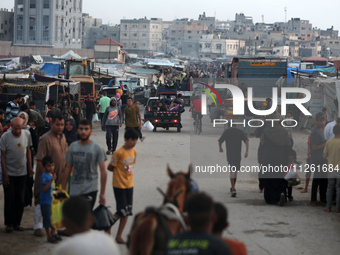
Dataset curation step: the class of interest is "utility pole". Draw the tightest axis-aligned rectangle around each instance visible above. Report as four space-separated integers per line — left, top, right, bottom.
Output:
108 37 111 62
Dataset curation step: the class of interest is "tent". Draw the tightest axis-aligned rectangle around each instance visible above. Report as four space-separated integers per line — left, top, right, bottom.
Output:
59 50 82 59
40 63 65 76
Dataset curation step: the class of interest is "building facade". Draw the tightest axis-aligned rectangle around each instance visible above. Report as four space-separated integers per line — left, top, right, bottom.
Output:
82 13 102 48
199 38 245 58
120 18 162 55
13 0 82 49
0 8 14 41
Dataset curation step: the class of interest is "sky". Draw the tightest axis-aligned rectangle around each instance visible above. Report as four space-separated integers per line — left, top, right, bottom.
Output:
2 0 339 31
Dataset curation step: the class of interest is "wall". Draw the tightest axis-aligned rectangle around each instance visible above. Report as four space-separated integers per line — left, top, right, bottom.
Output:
0 41 94 58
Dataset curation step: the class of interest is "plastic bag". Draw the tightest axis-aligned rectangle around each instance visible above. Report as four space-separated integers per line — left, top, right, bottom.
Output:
284 164 301 187
51 186 69 229
92 205 116 230
93 113 99 122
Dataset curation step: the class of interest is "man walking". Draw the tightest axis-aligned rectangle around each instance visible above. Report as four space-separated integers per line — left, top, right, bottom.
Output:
98 91 110 123
65 119 107 209
6 94 23 122
310 112 328 205
69 95 81 128
84 93 97 122
143 86 150 106
1 117 33 232
102 98 123 155
33 115 68 237
124 97 145 142
218 124 249 197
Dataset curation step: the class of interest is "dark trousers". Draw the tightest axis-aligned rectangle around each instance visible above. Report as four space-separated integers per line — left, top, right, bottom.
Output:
127 126 142 139
86 112 94 121
311 178 328 202
80 191 98 210
3 175 27 226
106 125 119 152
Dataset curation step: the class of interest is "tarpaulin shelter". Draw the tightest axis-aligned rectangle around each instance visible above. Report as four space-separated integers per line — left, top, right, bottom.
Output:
40 63 65 76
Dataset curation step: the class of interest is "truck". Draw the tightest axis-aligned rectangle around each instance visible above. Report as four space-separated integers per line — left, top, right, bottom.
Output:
61 58 95 98
228 57 288 97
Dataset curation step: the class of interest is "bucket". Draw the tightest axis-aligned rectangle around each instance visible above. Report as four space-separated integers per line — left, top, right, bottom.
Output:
143 121 154 131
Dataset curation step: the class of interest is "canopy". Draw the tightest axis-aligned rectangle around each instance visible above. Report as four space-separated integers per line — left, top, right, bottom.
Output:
40 63 65 76
59 50 82 59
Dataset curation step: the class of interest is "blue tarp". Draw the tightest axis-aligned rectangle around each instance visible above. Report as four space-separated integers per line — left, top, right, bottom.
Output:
287 66 336 84
41 63 65 76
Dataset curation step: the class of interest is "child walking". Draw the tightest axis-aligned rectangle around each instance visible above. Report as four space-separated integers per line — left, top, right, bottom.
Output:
107 128 138 244
40 156 60 243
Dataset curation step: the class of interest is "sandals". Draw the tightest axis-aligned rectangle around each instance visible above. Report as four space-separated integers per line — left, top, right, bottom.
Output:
13 226 24 231
48 235 59 244
324 208 331 212
5 225 13 233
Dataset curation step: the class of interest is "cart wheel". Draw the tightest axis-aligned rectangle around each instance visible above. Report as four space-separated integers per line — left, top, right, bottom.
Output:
153 127 157 132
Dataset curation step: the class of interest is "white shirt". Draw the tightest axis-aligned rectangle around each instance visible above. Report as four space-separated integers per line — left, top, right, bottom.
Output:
52 230 120 255
144 89 150 98
324 120 336 140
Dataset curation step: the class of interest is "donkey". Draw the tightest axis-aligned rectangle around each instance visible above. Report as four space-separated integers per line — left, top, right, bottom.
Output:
128 164 197 255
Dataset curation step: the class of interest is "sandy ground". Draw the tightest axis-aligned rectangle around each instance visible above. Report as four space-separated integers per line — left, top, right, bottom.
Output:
0 108 339 255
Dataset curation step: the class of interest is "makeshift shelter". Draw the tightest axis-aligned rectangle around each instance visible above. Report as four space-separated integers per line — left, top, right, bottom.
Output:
302 56 329 66
40 63 65 76
60 50 82 59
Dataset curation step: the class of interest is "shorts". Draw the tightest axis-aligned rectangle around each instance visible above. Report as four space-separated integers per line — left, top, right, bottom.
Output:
40 204 52 228
228 161 241 172
113 187 133 218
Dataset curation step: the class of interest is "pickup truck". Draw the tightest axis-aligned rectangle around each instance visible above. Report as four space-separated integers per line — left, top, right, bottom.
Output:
144 97 182 132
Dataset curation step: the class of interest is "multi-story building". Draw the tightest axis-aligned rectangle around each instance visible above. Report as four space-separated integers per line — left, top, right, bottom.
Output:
82 13 102 48
120 18 162 55
0 8 14 41
88 25 120 49
199 37 245 58
13 0 82 49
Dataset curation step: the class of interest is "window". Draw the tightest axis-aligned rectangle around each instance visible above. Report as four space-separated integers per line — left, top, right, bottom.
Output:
133 33 137 37
0 24 2 29
17 36 23 40
73 0 76 10
156 25 158 29
188 45 192 48
152 25 155 29
30 0 36 8
152 34 154 38
29 36 35 40
143 43 146 46
132 43 137 48
132 25 137 28
205 43 210 48
142 34 146 37
142 25 147 29
17 25 22 30
5 20 7 25
216 44 221 49
124 25 127 30
171 30 176 34
56 0 59 9
44 0 50 8
30 26 36 30
123 33 127 37
188 30 191 34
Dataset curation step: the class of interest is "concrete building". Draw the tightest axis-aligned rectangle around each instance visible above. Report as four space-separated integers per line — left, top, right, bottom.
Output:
168 19 209 53
120 18 162 55
82 13 102 48
230 13 254 32
199 38 245 58
84 24 120 49
93 37 126 62
0 8 14 41
272 46 290 57
198 12 215 31
13 0 82 49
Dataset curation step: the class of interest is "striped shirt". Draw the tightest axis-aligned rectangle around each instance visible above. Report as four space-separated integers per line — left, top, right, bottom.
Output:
6 101 20 122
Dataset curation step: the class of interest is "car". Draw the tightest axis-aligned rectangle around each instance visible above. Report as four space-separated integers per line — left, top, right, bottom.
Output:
99 85 121 98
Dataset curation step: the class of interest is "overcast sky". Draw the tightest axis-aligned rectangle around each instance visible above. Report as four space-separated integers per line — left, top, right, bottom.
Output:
2 0 339 31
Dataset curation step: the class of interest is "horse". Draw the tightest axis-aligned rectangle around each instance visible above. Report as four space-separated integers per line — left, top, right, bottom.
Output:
128 164 197 255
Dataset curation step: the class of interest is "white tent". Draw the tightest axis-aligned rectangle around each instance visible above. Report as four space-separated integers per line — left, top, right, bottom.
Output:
59 50 82 59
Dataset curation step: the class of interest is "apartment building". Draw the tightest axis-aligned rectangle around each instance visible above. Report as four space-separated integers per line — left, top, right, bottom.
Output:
13 0 82 49
82 13 102 48
0 8 14 41
120 18 162 55
199 38 245 58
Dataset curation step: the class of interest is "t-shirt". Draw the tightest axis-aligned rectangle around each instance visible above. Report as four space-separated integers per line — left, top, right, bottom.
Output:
144 89 150 98
40 172 53 205
324 120 336 140
124 105 140 128
84 98 96 114
65 141 107 196
0 130 32 176
166 230 232 255
28 109 45 128
5 101 20 122
71 101 81 124
110 146 136 189
52 230 120 255
224 238 247 255
310 126 326 164
218 127 248 163
324 138 340 178
99 96 110 113
192 99 202 113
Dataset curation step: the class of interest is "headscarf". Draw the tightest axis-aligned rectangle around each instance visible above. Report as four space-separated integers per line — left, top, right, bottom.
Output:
64 118 78 145
17 111 29 129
